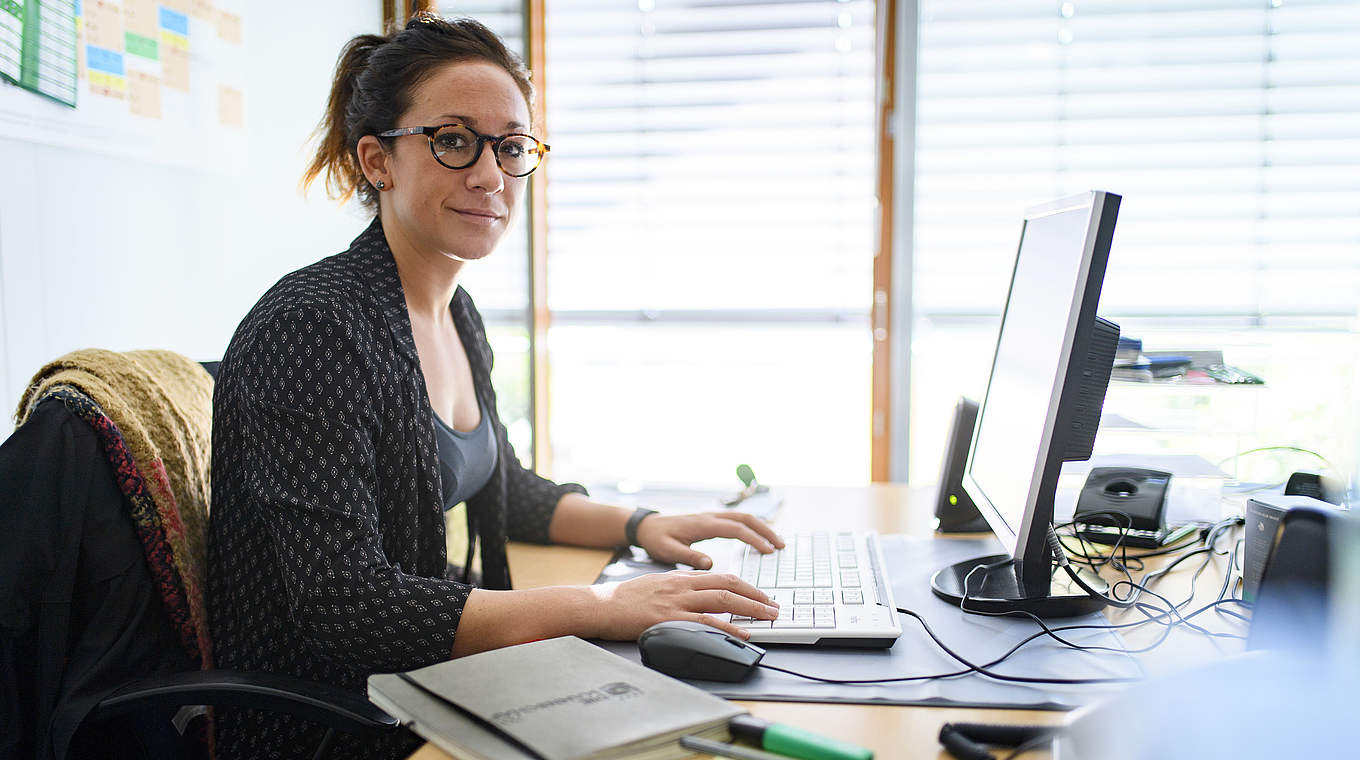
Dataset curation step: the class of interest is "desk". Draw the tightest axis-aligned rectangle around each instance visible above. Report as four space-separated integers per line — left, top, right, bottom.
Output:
408 484 1242 760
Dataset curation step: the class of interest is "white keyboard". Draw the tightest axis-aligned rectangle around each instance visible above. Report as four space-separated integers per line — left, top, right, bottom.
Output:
705 531 901 647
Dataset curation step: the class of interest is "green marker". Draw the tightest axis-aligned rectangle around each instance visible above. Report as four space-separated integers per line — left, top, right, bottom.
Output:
729 715 873 760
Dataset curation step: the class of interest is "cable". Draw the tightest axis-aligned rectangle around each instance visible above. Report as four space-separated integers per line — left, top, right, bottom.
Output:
754 597 1251 687
1215 445 1334 473
751 518 1250 687
895 606 1141 684
1047 525 1139 608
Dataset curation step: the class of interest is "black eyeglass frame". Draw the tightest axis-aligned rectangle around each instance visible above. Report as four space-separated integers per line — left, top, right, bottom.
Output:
375 123 550 177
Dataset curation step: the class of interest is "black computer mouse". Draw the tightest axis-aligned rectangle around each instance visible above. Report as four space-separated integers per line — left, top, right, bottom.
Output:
638 620 765 682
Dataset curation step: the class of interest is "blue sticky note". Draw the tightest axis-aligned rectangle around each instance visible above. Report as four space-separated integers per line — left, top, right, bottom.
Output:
86 45 124 76
159 7 189 37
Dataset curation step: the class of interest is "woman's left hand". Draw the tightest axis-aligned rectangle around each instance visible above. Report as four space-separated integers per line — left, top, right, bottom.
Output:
634 511 785 569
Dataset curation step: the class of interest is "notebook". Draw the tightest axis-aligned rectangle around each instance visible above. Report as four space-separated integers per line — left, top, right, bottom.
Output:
368 636 744 760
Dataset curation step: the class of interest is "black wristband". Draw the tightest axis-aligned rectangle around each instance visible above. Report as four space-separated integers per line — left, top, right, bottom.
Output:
624 508 658 548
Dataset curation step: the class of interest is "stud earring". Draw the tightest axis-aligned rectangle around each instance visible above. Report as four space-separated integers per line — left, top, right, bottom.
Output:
375 180 386 190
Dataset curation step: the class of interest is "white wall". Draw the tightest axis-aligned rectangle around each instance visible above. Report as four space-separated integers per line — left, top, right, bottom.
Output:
0 2 381 431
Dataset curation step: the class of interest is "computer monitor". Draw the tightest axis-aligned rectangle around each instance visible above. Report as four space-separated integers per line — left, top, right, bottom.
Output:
930 191 1122 617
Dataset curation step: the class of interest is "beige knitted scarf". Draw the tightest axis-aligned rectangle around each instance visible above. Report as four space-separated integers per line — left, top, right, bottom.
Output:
15 348 213 665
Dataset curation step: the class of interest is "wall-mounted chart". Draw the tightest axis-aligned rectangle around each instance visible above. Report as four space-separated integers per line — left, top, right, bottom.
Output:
0 0 245 171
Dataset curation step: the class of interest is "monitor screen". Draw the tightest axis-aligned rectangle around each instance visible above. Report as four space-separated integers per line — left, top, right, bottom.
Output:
964 193 1115 560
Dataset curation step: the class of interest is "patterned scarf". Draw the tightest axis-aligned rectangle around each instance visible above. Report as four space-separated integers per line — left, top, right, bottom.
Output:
15 349 214 669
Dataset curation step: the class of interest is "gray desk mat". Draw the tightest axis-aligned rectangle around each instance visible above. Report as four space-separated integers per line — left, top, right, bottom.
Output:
594 535 1142 711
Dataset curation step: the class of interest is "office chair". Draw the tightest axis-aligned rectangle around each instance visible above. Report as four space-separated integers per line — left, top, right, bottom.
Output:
0 353 396 760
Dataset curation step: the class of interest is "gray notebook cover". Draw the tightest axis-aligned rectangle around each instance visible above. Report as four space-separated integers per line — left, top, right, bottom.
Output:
368 636 743 760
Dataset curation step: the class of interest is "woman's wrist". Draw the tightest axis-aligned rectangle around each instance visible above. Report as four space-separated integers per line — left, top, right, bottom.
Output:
624 507 658 547
548 492 635 548
454 585 606 657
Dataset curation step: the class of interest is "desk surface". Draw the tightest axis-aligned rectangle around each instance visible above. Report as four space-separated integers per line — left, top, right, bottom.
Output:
409 484 1242 760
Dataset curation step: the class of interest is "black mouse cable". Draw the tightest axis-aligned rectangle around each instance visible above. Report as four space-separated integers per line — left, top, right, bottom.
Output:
754 596 1247 688
754 661 975 685
893 606 1140 685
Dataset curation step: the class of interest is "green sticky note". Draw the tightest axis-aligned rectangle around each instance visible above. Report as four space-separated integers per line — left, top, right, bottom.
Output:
125 32 159 60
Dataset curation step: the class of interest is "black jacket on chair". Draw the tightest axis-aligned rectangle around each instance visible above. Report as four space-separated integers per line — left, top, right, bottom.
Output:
0 399 196 760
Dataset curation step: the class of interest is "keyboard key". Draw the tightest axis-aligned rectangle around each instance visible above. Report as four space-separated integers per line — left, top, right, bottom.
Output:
708 532 891 638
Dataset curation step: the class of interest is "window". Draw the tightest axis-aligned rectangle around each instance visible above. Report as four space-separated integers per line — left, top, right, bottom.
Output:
911 0 1360 485
437 0 535 461
543 0 879 487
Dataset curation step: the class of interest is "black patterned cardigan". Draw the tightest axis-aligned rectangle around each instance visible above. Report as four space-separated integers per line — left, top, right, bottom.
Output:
208 218 586 760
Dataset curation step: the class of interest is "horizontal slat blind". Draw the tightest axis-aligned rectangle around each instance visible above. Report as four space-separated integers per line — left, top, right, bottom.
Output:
437 0 530 314
541 0 879 486
915 0 1360 320
545 0 877 313
437 1 536 464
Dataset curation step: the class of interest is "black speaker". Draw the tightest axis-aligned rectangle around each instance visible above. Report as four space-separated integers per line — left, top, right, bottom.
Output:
1247 504 1341 651
934 397 989 533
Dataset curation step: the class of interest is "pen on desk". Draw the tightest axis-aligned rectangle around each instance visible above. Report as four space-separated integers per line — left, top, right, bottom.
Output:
729 714 874 760
679 734 791 760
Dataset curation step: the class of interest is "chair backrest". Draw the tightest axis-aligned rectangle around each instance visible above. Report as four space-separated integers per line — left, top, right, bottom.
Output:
15 349 215 670
1 392 205 759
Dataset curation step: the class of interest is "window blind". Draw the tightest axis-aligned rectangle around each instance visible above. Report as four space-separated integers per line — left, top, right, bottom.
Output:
544 0 877 313
437 0 530 317
915 0 1360 322
542 0 879 486
437 0 535 463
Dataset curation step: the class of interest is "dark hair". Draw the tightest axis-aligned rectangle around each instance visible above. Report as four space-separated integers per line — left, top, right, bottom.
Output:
303 14 535 209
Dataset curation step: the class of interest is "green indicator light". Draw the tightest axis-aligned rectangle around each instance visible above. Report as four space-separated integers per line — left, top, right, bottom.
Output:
949 495 958 505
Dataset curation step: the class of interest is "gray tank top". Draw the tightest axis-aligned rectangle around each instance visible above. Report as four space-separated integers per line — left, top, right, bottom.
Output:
432 404 498 511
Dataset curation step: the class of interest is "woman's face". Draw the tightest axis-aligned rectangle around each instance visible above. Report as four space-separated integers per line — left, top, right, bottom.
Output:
372 60 532 263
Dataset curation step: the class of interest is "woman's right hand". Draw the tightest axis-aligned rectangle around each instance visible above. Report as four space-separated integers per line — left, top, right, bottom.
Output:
589 570 780 641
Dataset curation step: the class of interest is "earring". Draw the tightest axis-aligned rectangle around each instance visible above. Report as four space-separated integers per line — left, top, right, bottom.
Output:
375 180 386 190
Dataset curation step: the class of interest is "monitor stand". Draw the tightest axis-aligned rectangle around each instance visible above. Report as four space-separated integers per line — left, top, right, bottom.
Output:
930 554 1110 618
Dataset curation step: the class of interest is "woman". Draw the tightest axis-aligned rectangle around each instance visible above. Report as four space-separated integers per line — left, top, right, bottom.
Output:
208 15 782 760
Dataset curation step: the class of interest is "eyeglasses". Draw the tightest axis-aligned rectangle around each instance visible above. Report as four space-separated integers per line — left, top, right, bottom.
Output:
376 123 550 177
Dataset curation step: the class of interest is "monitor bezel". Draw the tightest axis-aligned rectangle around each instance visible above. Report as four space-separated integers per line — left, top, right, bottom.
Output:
961 190 1121 593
